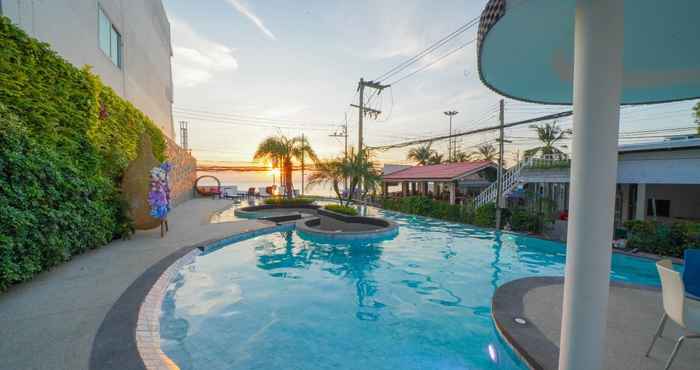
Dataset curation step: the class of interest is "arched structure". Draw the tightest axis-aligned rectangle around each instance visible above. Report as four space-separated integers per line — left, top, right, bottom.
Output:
194 175 221 197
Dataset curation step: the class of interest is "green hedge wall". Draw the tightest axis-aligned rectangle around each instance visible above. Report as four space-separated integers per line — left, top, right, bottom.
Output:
0 17 166 290
624 220 700 258
381 196 477 225
324 204 358 216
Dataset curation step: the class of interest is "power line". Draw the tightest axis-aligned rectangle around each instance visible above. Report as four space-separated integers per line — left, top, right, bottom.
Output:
385 39 477 86
373 16 480 83
370 110 574 150
173 112 336 132
173 107 335 128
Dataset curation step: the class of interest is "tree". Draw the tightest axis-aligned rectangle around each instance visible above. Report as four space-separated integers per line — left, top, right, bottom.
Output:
523 121 572 159
452 149 472 162
428 152 444 165
254 135 318 197
472 143 498 161
306 157 346 203
307 148 381 206
345 148 381 205
407 143 437 165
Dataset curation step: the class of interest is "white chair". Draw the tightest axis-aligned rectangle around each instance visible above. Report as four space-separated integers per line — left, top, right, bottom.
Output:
645 259 700 369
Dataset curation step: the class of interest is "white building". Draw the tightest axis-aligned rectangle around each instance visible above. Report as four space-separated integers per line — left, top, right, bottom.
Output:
0 0 174 138
517 136 700 225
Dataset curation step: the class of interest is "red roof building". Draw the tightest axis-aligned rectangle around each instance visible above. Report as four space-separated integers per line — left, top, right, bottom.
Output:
383 160 495 182
382 161 497 204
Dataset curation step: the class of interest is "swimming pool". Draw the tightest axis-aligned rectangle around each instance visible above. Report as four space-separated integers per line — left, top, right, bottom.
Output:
159 208 662 370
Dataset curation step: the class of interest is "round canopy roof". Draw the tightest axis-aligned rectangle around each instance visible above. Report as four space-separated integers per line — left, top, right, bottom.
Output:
477 0 700 105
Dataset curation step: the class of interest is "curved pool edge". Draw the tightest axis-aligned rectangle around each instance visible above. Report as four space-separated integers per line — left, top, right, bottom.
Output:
88 223 294 370
234 204 321 219
491 276 661 370
296 217 399 243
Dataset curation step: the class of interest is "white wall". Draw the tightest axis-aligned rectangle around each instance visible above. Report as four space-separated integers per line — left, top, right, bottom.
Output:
646 184 700 220
1 0 174 138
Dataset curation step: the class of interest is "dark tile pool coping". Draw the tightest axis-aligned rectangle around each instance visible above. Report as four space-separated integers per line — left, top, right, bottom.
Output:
491 276 660 370
295 215 399 242
89 223 294 370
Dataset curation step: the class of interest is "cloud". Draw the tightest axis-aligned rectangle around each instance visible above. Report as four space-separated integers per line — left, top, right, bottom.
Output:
171 18 239 87
225 0 277 41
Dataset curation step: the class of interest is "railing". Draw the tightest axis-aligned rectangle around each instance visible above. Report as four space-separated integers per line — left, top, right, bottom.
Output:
473 156 534 208
528 153 571 170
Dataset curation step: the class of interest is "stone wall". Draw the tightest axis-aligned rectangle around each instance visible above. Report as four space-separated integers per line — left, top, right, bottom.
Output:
166 138 196 206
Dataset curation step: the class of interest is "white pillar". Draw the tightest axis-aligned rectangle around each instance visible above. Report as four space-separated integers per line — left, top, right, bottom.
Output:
621 184 630 222
559 1 624 370
635 183 646 220
449 182 456 205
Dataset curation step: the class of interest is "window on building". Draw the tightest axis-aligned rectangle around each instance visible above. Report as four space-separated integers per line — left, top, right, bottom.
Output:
647 199 671 218
98 6 121 68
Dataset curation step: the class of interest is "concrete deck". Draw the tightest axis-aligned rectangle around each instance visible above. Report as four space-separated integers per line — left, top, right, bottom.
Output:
492 277 700 370
0 199 275 370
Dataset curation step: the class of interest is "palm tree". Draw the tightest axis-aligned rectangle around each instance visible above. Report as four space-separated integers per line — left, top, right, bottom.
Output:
472 143 498 161
346 148 381 205
254 135 318 197
306 157 346 203
407 143 436 165
523 121 572 158
428 152 444 165
306 148 380 205
452 149 472 162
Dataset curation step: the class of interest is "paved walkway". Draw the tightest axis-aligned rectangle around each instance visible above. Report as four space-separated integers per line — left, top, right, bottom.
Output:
0 199 273 370
492 277 699 370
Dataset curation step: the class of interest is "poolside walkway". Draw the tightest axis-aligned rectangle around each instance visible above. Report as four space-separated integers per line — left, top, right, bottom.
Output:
0 199 273 370
493 277 700 370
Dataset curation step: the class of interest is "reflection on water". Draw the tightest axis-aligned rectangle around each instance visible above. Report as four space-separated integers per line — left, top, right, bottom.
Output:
160 207 663 370
256 230 384 321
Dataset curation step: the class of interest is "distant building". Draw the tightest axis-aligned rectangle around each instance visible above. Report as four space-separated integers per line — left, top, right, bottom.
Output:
382 161 497 205
516 136 700 230
0 0 174 138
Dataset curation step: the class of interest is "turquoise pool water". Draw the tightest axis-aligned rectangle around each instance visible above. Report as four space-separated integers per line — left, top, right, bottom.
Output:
160 208 662 370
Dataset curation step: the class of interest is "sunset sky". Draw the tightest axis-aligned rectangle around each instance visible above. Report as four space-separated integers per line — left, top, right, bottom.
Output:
163 0 698 167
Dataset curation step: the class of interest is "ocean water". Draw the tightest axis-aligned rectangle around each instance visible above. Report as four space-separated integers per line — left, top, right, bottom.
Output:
159 208 662 370
197 170 335 197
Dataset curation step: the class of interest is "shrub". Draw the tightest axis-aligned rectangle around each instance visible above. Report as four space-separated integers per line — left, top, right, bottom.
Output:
0 17 166 290
381 196 475 225
263 197 315 206
509 207 534 232
474 203 497 228
507 207 551 233
624 220 700 258
324 204 358 216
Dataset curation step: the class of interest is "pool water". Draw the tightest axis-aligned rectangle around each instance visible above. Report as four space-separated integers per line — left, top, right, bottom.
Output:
160 208 662 370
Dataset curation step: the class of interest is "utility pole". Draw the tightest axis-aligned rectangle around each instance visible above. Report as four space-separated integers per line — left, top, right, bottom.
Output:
444 111 459 161
301 132 305 197
329 114 349 190
351 78 390 152
179 120 189 152
495 99 505 230
358 78 364 151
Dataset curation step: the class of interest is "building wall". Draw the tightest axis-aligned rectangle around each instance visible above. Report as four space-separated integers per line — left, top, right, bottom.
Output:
646 184 700 220
521 148 700 185
1 0 174 138
166 138 196 206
